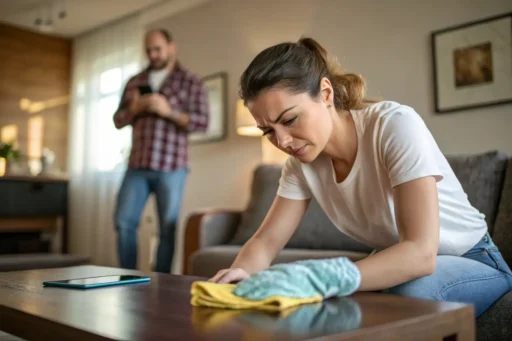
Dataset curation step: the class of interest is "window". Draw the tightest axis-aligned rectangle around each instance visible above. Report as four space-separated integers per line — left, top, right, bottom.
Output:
72 60 138 172
28 116 44 159
28 116 44 175
100 68 122 95
94 64 136 171
96 94 131 171
70 19 141 174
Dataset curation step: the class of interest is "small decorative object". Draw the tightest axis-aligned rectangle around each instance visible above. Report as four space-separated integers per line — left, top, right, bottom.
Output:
431 12 512 113
40 147 56 175
0 141 21 175
189 72 228 144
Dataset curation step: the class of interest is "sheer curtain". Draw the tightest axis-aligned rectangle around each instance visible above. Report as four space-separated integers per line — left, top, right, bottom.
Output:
67 14 145 266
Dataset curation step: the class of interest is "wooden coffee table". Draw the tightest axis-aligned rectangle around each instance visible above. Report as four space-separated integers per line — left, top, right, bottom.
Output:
0 265 474 340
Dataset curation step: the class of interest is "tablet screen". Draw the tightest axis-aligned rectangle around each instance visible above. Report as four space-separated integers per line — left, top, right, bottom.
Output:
57 275 145 285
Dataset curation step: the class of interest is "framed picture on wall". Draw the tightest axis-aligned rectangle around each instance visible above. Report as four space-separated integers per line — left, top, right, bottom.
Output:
431 12 512 113
189 72 228 144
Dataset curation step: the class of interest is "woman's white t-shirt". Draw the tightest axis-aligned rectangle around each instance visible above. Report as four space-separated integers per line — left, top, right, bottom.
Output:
277 101 487 256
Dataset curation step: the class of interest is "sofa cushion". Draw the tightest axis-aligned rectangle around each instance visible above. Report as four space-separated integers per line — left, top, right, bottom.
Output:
476 291 512 341
189 245 370 278
229 164 371 252
493 159 512 267
445 150 509 234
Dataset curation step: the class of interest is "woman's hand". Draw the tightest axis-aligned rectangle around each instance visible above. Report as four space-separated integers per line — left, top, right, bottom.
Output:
233 257 361 300
208 268 250 284
208 196 310 285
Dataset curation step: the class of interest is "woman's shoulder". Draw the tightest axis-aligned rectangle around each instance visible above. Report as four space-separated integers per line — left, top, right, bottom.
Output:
355 100 423 131
359 100 418 118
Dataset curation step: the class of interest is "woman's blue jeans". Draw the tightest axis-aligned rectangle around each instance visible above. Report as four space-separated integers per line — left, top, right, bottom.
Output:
384 232 512 317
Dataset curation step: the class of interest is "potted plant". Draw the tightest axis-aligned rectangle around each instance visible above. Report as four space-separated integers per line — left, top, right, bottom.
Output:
0 141 21 175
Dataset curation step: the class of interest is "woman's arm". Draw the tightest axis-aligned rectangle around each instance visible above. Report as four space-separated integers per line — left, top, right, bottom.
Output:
355 175 440 291
209 195 310 283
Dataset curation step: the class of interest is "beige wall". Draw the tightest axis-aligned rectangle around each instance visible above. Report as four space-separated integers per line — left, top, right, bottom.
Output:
148 0 512 273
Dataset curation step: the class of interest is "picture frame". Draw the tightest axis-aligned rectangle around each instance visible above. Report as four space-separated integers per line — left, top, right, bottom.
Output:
189 72 228 144
431 12 512 113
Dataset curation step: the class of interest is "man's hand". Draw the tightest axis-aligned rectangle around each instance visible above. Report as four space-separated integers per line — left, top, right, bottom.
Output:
146 93 172 118
132 92 189 129
127 89 145 119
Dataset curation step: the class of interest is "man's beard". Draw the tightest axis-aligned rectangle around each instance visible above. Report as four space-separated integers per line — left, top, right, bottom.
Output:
150 58 170 70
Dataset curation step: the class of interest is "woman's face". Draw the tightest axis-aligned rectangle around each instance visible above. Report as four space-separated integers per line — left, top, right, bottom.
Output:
247 78 334 163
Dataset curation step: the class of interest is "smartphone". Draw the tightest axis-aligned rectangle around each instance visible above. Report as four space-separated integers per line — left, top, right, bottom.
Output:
43 275 150 289
137 84 153 95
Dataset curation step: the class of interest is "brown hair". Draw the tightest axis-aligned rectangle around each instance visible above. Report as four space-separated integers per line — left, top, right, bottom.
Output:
240 37 377 111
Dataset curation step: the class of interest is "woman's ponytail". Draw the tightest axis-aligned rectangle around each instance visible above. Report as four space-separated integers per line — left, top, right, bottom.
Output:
240 36 378 111
298 37 372 110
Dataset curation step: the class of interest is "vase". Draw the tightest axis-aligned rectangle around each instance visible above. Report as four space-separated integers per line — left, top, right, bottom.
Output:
4 159 21 175
4 160 13 175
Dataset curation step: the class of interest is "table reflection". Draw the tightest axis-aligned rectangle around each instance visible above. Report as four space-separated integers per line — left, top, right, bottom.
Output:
193 297 361 337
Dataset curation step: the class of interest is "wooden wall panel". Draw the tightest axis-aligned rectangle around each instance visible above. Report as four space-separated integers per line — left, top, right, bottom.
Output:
0 23 71 173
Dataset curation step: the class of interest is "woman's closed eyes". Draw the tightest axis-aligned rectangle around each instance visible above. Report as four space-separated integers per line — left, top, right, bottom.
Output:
283 116 297 126
262 116 297 136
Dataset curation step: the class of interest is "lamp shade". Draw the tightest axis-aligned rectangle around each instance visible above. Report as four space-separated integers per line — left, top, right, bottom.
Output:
236 99 260 136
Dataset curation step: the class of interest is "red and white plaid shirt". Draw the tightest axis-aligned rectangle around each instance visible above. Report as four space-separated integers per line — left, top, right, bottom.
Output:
113 62 209 172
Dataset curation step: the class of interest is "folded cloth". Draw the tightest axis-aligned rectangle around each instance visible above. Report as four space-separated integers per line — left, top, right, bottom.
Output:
190 281 322 312
233 257 361 300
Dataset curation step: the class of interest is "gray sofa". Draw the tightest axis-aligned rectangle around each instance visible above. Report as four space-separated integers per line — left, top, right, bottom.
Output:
183 150 512 341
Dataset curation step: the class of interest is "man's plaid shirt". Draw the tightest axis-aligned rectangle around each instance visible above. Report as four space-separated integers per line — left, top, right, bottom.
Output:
114 62 209 171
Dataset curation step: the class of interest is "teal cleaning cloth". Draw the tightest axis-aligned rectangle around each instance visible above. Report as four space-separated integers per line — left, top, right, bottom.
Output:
233 257 361 300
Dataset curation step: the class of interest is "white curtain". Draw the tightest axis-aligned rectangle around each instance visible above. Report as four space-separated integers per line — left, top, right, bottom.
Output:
67 14 145 267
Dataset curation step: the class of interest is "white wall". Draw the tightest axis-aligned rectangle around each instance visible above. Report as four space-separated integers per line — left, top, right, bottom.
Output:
146 0 512 273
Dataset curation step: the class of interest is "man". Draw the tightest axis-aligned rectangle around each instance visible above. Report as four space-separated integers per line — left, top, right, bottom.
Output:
113 28 209 273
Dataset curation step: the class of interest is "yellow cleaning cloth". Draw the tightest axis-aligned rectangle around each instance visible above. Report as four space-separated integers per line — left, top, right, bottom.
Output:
190 281 322 312
191 302 306 333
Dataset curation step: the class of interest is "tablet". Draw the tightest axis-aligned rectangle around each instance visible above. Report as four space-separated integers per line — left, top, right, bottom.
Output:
43 275 150 289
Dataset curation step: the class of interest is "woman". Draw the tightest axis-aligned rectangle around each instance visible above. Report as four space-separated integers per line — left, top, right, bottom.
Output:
209 37 512 317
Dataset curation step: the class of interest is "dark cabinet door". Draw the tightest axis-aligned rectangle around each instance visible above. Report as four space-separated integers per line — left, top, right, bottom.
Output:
0 180 68 217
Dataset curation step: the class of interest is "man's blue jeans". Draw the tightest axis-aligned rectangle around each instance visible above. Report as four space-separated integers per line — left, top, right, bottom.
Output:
384 232 512 317
114 167 188 273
